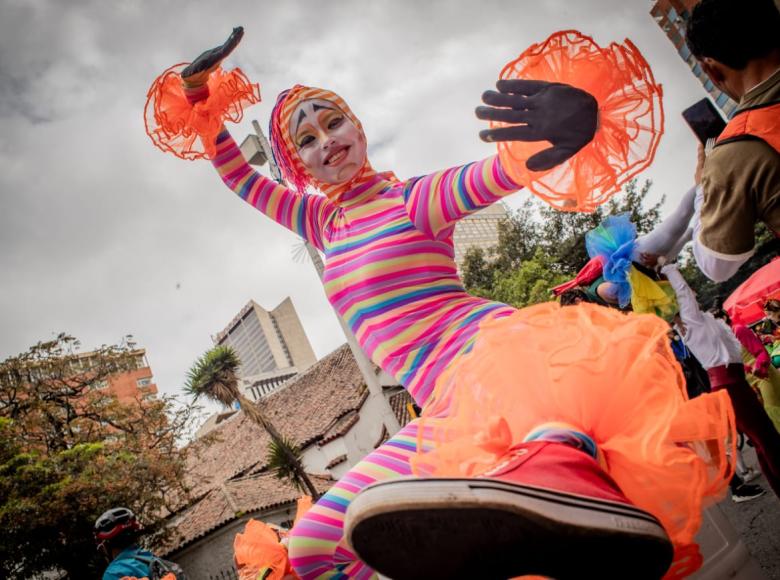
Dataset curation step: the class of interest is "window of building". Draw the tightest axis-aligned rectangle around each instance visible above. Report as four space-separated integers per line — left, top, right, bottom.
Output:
667 7 678 22
90 379 109 391
715 92 729 107
679 44 691 60
692 63 702 76
723 101 738 118
704 78 714 91
136 377 152 387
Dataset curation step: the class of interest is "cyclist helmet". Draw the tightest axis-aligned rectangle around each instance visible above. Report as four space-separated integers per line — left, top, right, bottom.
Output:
94 507 140 545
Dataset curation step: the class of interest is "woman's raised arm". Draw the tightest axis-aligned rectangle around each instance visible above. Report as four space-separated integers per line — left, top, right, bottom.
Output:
179 28 336 250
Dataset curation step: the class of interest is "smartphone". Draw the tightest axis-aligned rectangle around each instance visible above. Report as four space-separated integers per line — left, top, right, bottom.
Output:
682 98 727 145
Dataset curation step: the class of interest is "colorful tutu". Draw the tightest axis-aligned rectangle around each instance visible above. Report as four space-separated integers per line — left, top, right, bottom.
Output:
495 30 664 212
586 214 678 320
234 519 298 580
144 64 261 160
413 303 735 577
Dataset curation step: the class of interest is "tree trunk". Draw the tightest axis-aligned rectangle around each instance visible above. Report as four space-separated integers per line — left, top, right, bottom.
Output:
237 394 321 500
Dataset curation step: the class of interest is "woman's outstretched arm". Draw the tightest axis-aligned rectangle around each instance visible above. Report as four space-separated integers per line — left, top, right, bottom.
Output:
402 156 521 240
178 29 336 251
405 79 598 239
207 126 336 251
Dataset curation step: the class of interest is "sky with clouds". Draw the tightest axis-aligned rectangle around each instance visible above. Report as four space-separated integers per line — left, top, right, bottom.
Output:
0 0 709 406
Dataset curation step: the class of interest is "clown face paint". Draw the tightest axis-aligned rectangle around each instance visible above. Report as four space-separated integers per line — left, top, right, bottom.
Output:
290 99 367 185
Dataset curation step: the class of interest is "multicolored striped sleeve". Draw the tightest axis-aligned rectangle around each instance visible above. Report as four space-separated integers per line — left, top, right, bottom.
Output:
402 155 522 239
210 129 336 251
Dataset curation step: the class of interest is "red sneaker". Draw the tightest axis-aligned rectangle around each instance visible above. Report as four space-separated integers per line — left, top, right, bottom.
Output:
345 441 673 579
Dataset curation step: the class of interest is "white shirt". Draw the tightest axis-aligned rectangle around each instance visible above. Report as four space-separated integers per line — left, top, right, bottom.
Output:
664 266 743 369
691 185 753 282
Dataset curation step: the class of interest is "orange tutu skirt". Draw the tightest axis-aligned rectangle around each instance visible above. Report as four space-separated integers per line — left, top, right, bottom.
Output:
413 303 734 578
234 519 298 580
495 30 664 212
144 64 261 160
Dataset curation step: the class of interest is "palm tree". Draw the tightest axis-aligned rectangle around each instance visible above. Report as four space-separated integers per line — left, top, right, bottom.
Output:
185 345 320 500
267 435 309 493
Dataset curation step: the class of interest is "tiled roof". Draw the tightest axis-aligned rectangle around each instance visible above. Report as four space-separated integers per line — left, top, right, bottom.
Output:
257 345 368 447
319 410 362 445
373 424 389 449
161 472 332 555
325 454 348 469
185 344 367 499
388 389 417 427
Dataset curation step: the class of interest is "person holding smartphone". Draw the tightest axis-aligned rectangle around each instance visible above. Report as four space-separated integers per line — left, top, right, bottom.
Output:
684 0 780 282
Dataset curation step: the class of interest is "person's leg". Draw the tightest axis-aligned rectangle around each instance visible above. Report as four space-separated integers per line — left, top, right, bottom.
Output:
346 438 673 580
636 187 696 259
288 420 424 579
345 303 734 580
709 364 780 497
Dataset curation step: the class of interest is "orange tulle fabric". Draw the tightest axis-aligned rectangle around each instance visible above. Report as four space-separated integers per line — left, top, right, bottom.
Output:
233 519 298 580
413 303 734 576
495 30 664 212
293 495 313 527
144 64 260 160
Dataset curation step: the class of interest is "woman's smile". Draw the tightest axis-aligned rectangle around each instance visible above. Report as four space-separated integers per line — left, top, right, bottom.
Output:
324 145 350 166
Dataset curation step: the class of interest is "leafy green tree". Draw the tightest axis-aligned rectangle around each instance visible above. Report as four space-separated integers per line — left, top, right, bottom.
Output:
462 179 664 305
0 334 197 579
489 248 571 308
185 346 321 500
267 435 309 492
538 179 664 275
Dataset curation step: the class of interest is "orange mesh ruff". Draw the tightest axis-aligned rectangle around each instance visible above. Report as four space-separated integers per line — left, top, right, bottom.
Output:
144 64 260 161
495 30 664 212
233 519 297 580
413 303 734 575
293 495 313 527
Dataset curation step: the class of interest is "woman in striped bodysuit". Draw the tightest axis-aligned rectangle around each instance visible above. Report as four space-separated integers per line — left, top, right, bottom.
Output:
158 29 737 579
204 85 525 579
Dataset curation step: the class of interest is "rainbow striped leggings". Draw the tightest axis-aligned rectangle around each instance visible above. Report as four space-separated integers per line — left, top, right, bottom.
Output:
288 420 425 579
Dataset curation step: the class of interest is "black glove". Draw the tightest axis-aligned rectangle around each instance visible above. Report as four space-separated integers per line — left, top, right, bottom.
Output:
181 27 244 86
476 79 598 172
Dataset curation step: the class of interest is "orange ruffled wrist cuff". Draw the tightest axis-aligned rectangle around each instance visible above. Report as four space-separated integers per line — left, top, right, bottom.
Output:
495 30 664 212
144 64 261 161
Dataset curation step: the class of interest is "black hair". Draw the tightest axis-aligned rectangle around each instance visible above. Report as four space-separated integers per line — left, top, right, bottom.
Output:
707 305 731 325
559 288 592 306
686 0 780 70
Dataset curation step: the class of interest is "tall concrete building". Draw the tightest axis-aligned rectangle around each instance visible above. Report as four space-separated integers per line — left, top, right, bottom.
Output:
650 0 738 117
453 203 508 271
213 298 317 400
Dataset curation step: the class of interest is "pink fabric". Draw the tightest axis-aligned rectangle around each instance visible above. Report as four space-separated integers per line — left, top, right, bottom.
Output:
734 324 770 377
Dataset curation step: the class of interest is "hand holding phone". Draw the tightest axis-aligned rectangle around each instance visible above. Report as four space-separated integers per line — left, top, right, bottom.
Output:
682 98 727 145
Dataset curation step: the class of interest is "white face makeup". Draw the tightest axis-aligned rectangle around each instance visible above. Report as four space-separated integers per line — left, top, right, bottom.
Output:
290 99 367 185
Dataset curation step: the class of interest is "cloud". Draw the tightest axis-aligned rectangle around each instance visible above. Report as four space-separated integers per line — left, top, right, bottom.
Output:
1 0 708 404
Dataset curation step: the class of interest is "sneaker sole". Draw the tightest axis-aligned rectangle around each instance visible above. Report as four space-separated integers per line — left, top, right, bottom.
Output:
731 492 766 503
346 477 673 580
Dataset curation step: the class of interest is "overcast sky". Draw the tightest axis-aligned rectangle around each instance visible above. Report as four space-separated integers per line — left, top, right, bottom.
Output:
0 0 709 405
